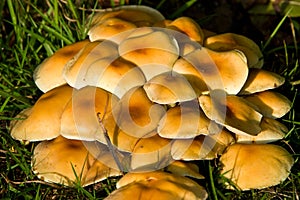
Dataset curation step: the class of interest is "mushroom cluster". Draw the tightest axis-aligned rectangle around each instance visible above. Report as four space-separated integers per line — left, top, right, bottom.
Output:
10 5 294 197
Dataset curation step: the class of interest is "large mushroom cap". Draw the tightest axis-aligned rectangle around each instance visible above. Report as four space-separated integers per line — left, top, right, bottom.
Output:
10 85 73 142
61 86 119 141
33 40 90 93
204 33 264 68
105 171 208 200
32 136 122 186
220 143 294 190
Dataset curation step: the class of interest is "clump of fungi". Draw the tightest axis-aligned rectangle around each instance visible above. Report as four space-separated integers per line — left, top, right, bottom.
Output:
10 5 294 198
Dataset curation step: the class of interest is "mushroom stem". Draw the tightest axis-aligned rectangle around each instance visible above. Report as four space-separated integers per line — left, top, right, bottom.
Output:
97 112 125 173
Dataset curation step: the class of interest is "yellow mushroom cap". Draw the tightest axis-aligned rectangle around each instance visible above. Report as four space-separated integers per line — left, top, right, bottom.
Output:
105 171 208 200
239 68 285 95
165 160 205 179
244 90 292 118
220 143 294 190
158 100 220 139
199 94 263 136
10 85 73 142
112 86 166 139
32 136 122 186
33 40 90 93
204 32 264 68
143 71 197 105
60 86 119 141
235 117 288 144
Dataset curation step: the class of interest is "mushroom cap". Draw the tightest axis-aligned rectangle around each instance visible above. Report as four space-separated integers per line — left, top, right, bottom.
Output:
204 33 264 68
165 160 205 179
88 17 137 43
235 117 288 144
112 86 166 139
10 85 73 142
198 94 263 136
33 39 90 93
239 68 285 95
220 143 294 190
105 171 208 200
119 28 179 68
244 90 292 118
90 5 165 27
143 71 197 104
60 86 119 141
158 100 220 139
171 136 218 161
167 17 204 44
63 40 118 89
32 136 122 186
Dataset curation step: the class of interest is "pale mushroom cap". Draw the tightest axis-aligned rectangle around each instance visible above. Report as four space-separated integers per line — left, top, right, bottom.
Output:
204 33 264 68
88 17 137 43
239 68 285 95
106 171 208 200
143 71 197 104
220 143 294 190
33 40 90 93
158 100 220 139
10 85 73 142
119 28 179 68
244 90 292 118
235 117 288 144
198 94 263 136
112 86 166 139
165 160 205 179
61 86 119 141
32 136 122 186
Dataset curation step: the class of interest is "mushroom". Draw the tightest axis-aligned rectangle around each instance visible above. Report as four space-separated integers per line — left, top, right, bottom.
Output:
167 16 205 44
105 171 208 200
33 39 90 93
219 143 294 190
10 85 73 142
235 117 288 144
244 90 292 118
60 86 119 141
112 86 166 139
239 68 285 95
143 71 197 105
165 160 205 179
119 28 179 70
32 136 122 186
89 5 165 28
204 33 264 68
198 94 263 136
157 100 220 139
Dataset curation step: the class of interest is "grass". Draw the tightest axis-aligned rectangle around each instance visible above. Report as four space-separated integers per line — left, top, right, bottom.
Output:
1 0 299 199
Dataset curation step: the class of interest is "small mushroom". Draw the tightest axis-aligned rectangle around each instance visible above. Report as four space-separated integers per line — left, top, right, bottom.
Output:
199 94 263 136
204 33 264 68
10 85 73 142
33 40 90 93
235 117 288 144
157 100 220 139
32 136 122 186
239 68 285 95
220 143 294 190
244 90 292 118
60 86 119 141
105 171 208 200
143 71 197 105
